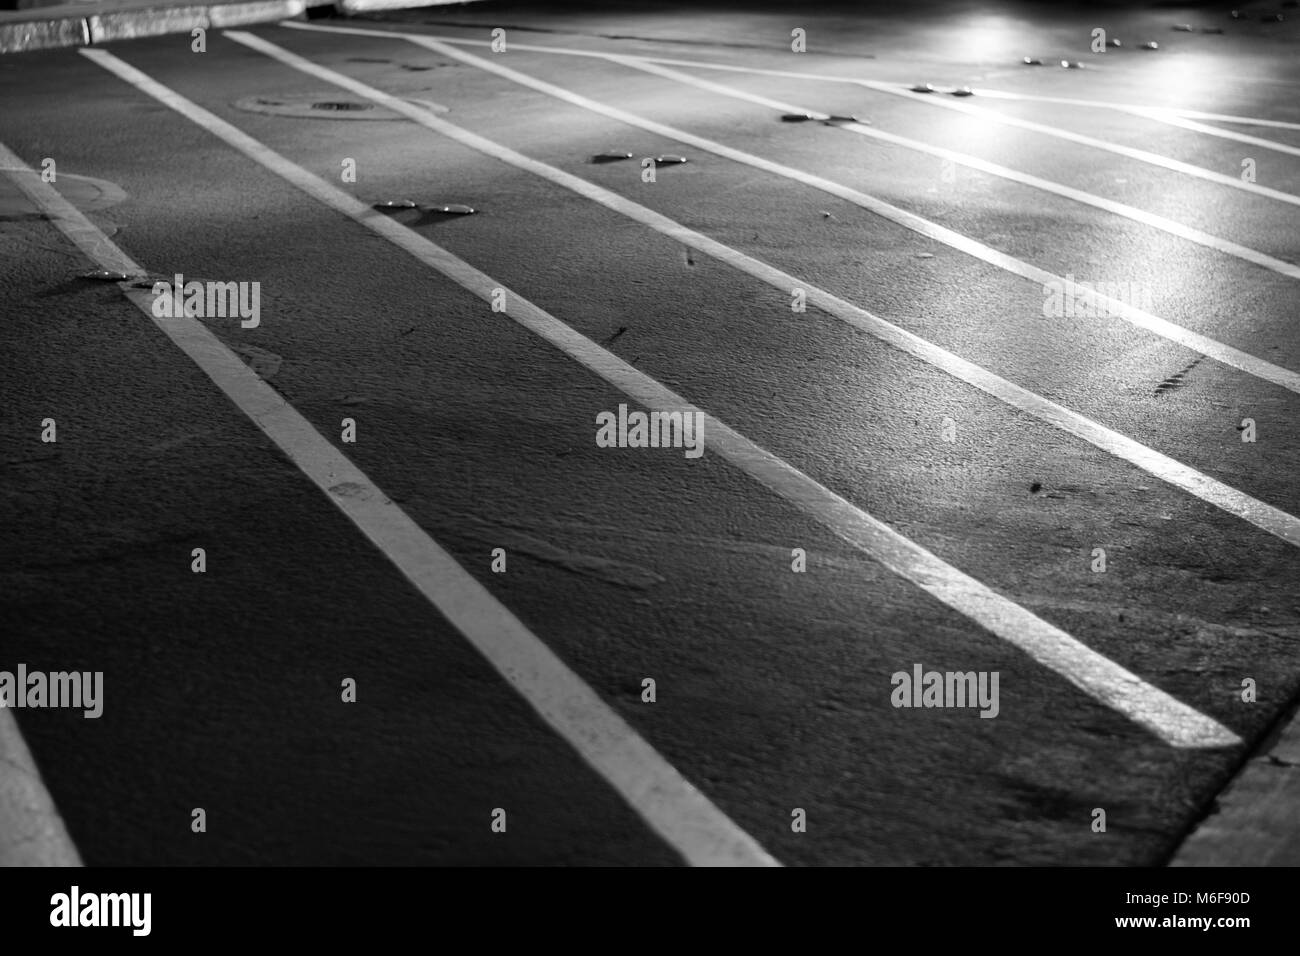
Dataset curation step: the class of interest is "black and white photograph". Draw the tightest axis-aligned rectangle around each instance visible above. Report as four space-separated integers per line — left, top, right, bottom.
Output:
0 0 1293 933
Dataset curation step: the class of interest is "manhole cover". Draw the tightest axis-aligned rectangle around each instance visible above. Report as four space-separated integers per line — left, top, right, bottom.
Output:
311 101 372 112
233 93 449 121
0 170 127 220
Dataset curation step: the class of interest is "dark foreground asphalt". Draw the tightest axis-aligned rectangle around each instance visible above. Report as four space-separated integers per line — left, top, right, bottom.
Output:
1 0 1298 865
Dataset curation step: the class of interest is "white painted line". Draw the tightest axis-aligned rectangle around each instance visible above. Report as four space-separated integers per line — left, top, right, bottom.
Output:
295 25 1300 398
1127 110 1300 160
608 56 1300 281
963 88 1300 133
219 31 1300 558
0 710 81 866
853 80 1300 208
279 22 1300 136
1 134 777 868
87 45 1239 751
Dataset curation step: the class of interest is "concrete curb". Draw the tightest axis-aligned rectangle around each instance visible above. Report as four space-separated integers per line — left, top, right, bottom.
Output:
1170 693 1300 866
0 0 306 53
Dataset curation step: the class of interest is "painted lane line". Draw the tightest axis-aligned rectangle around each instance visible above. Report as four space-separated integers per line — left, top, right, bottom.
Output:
89 44 1237 750
2 132 777 868
1126 110 1300 160
310 26 1300 398
852 81 1300 208
0 708 82 865
608 56 1300 281
1 160 113 868
963 89 1300 133
930 86 1300 149
640 63 1300 136
222 31 1300 557
280 22 1300 143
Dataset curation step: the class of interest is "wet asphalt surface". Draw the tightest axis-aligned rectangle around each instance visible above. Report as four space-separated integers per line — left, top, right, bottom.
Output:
1 0 1298 865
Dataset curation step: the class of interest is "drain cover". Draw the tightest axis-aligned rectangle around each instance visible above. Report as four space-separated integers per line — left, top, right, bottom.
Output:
312 101 372 112
0 170 127 220
233 93 449 121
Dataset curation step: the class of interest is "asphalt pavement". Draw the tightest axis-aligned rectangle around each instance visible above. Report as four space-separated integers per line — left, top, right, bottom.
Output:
1 0 1299 866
